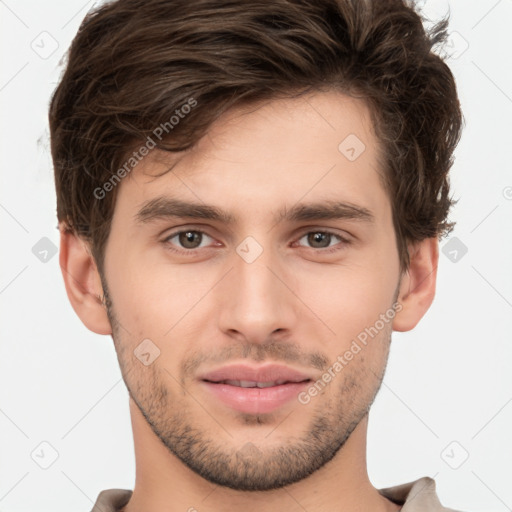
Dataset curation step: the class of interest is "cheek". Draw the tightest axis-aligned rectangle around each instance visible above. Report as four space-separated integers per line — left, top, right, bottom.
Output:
298 262 395 336
105 254 164 338
108 254 219 343
302 267 387 341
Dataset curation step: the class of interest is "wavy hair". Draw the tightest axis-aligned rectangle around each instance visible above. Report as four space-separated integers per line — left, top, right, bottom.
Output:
49 0 464 275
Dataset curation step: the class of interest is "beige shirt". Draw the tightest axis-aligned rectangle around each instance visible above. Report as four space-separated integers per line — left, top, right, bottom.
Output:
90 476 463 511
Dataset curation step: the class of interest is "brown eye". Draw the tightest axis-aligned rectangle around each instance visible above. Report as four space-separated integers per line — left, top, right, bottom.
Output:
178 231 203 249
163 230 214 252
297 230 348 250
307 232 332 248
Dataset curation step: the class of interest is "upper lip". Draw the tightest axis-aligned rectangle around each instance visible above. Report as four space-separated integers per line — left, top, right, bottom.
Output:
198 364 312 384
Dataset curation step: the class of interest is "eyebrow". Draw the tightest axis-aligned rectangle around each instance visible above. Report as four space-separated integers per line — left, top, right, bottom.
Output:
134 196 375 226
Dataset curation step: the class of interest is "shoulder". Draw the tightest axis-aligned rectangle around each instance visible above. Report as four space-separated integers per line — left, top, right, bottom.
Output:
379 476 466 511
90 488 132 512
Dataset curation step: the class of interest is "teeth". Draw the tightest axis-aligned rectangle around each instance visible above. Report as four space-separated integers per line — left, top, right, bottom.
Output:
240 380 259 388
256 381 276 388
221 380 288 388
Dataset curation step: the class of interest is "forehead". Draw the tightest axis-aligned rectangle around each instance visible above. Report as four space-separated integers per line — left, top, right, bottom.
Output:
117 90 388 224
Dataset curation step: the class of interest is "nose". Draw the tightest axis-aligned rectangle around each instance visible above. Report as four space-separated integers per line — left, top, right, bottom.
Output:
216 243 299 345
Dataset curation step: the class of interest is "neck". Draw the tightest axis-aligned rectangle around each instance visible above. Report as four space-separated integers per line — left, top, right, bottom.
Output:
122 398 400 512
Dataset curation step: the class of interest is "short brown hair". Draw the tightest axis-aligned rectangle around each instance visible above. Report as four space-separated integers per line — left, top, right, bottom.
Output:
49 0 464 276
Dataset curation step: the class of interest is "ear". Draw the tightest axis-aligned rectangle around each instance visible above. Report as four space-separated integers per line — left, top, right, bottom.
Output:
392 237 439 332
59 224 112 335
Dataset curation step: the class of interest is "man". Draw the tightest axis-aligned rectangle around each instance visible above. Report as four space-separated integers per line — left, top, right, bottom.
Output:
49 0 465 510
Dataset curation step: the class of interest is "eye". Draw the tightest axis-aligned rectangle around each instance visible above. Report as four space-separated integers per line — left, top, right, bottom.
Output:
295 230 351 252
161 227 351 257
163 229 215 252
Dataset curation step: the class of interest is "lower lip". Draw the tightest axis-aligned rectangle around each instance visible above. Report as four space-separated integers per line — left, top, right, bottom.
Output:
201 381 310 414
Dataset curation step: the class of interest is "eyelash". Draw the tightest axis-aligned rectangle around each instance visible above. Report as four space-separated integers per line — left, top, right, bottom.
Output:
161 228 351 256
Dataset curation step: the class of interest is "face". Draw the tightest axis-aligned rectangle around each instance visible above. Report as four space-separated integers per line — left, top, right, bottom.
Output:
100 90 402 491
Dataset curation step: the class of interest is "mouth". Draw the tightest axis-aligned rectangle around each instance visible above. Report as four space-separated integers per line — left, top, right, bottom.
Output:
203 378 310 388
198 364 313 414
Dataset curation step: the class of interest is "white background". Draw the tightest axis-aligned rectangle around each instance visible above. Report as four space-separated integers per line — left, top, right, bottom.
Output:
0 1 511 511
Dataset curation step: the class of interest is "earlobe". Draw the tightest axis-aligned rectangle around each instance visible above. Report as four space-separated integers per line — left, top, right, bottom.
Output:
59 224 112 335
392 237 439 332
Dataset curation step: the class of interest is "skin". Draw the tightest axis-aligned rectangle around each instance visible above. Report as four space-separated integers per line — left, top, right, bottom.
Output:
60 90 438 512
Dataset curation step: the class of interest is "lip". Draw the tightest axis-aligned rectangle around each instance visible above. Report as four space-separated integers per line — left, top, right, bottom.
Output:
198 363 312 384
198 363 312 414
